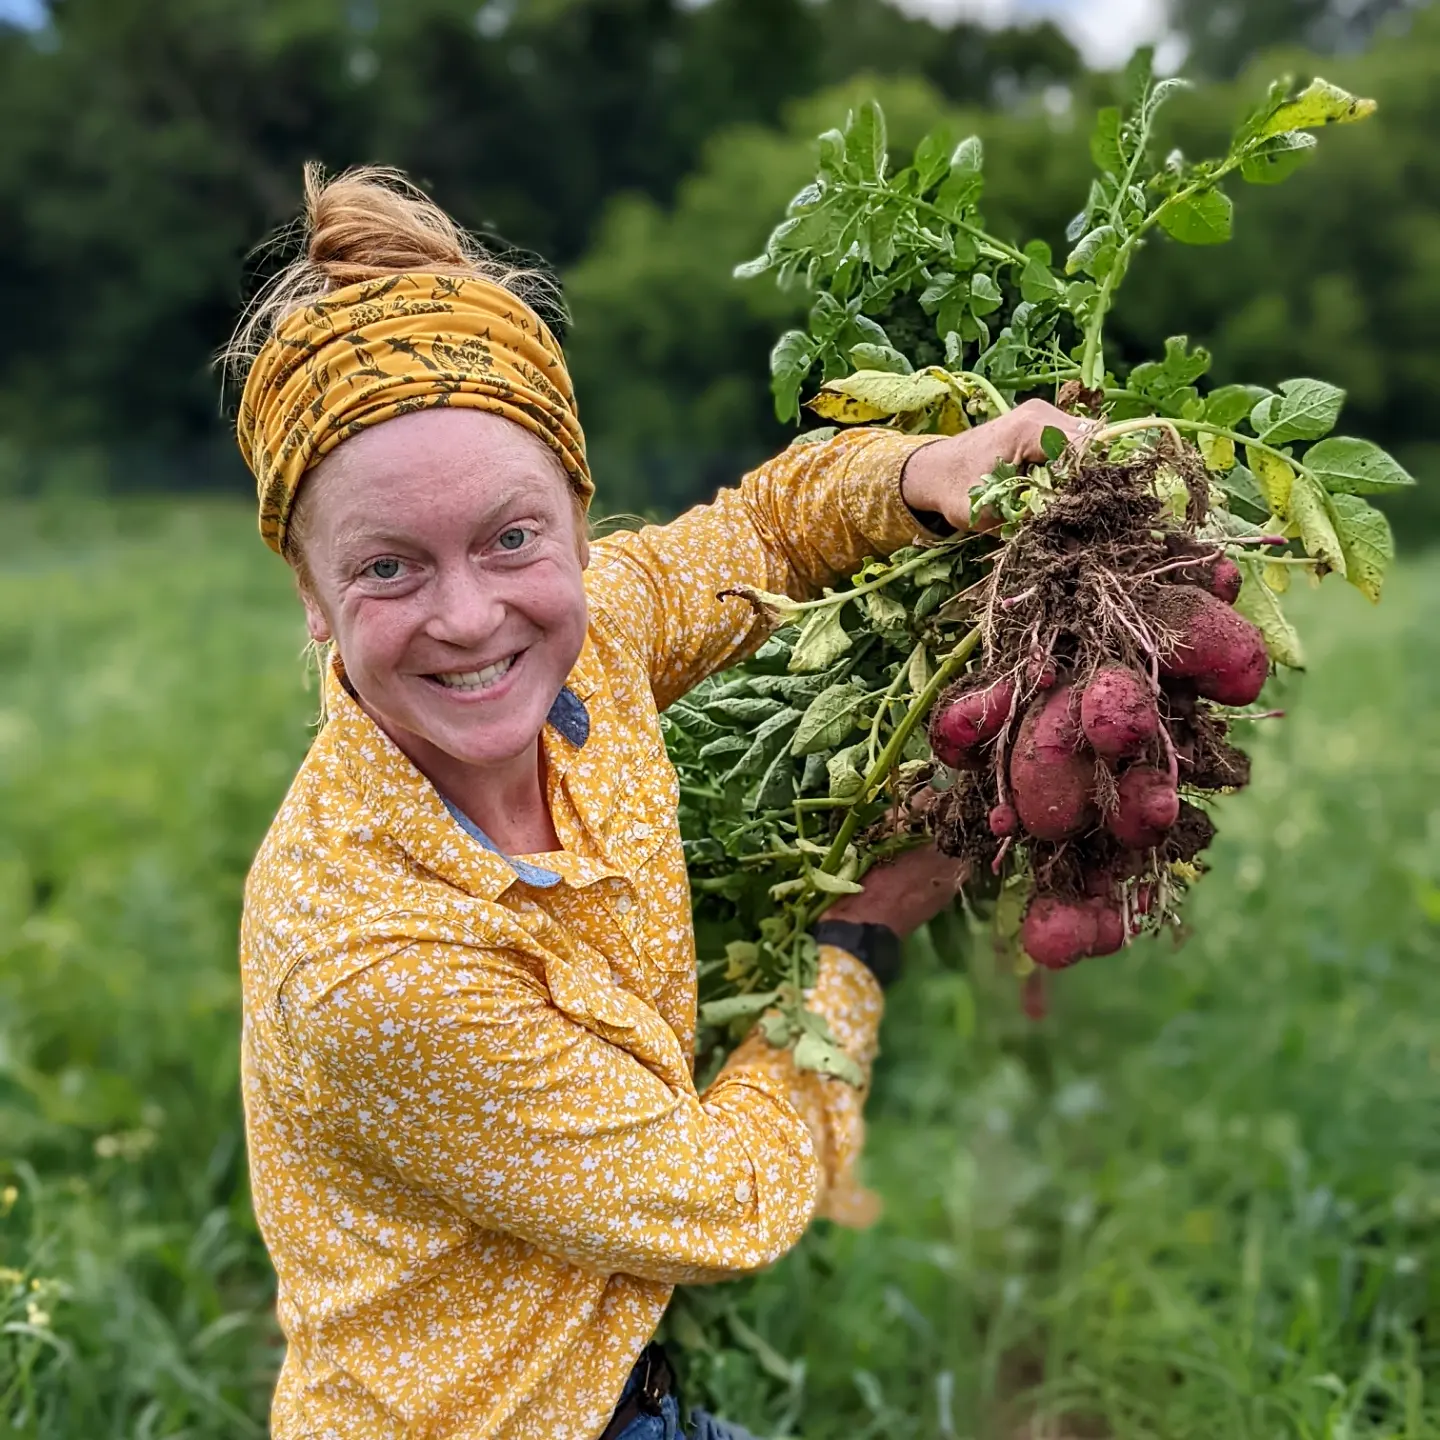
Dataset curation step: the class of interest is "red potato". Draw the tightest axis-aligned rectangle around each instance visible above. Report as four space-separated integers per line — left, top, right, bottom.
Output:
1022 894 1127 968
1174 553 1243 604
1089 900 1126 957
929 676 1016 768
1107 765 1181 849
1010 685 1097 840
1152 584 1269 707
1208 556 1243 605
1080 664 1160 760
988 802 1018 838
1021 895 1098 970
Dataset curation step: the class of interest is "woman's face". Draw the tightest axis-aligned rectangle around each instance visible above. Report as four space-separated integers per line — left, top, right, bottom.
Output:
294 409 589 780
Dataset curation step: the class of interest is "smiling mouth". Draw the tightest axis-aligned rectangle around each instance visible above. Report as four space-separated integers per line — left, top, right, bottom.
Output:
428 653 520 692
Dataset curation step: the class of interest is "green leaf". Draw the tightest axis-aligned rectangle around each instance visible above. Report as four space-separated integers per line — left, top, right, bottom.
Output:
934 168 982 219
793 1028 863 1085
906 642 934 696
846 101 887 182
1303 437 1415 495
1328 492 1393 602
1041 425 1068 463
1253 378 1345 445
1024 238 1052 266
968 272 1002 316
724 706 802 785
699 989 781 1026
1123 46 1154 109
1021 259 1065 304
1147 77 1191 116
913 125 955 190
697 734 751 766
1217 463 1268 515
1240 129 1317 185
1157 188 1234 246
789 606 853 673
1246 446 1295 517
1253 77 1377 142
1235 557 1305 668
862 589 907 630
950 134 983 173
1205 383 1271 430
1065 224 1119 278
792 683 865 756
754 742 797 809
817 128 847 179
849 343 912 375
1130 335 1212 403
1089 106 1124 175
770 330 815 423
1289 470 1347 576
707 695 784 724
807 369 952 424
827 743 867 801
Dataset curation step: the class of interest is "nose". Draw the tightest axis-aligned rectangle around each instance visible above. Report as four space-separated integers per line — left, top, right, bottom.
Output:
424 559 505 651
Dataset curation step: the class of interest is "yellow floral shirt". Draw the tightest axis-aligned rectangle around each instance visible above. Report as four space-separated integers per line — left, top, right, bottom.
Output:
240 427 940 1440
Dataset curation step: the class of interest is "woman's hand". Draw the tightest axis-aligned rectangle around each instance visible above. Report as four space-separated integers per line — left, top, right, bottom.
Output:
822 844 967 940
900 398 1092 533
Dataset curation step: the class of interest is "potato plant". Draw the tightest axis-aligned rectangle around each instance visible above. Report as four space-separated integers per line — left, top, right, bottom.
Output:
664 55 1414 1081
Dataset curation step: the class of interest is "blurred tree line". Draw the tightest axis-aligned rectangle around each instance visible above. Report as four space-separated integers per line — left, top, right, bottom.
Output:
0 0 1434 535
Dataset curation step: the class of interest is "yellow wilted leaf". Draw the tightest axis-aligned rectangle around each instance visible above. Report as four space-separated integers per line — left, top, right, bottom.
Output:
807 368 952 424
1289 470 1347 577
1236 557 1305 668
1198 431 1236 472
1262 562 1291 593
1246 445 1295 517
1261 78 1376 139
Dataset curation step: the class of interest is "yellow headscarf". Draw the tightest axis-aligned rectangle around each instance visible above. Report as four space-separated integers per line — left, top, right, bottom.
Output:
237 272 592 555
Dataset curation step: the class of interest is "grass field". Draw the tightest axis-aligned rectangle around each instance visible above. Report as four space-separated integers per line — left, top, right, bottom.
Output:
1 501 1437 1439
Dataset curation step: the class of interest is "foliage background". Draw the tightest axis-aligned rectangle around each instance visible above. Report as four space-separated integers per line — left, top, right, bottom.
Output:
1 1 1438 1436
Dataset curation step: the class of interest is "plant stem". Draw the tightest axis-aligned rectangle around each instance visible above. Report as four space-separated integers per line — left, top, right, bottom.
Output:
950 370 1012 418
1079 156 1244 390
866 661 912 768
817 625 981 885
761 536 969 616
843 183 1031 267
1091 414 1303 481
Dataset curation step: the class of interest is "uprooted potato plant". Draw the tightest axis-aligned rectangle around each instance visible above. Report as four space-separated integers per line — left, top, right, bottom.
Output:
661 55 1414 1085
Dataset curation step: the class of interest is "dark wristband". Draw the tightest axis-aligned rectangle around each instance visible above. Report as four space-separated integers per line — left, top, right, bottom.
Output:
810 919 903 989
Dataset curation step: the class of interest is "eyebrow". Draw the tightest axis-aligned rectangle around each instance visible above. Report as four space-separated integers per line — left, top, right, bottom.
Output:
330 481 558 554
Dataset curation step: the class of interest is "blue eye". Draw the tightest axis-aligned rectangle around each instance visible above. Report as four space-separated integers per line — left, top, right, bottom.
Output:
367 557 402 580
498 527 530 552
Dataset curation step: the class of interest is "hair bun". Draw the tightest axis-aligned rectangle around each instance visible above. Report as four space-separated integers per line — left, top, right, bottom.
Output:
303 163 475 288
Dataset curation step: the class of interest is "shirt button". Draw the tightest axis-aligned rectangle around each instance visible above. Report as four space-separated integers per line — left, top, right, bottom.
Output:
734 1181 751 1205
616 895 632 915
630 821 652 840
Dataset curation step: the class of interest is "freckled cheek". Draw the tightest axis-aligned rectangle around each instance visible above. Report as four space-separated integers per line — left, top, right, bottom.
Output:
504 561 588 637
339 598 431 675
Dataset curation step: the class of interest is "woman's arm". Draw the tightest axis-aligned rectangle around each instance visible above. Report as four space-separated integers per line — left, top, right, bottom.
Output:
587 403 1085 709
280 936 884 1286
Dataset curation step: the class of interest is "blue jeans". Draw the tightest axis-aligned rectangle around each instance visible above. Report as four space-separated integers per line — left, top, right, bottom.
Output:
608 1353 760 1440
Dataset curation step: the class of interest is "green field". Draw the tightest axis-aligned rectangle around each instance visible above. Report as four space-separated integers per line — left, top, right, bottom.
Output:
1 502 1437 1438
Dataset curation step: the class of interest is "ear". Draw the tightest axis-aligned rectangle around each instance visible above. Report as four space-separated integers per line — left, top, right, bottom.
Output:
577 529 591 570
299 581 332 644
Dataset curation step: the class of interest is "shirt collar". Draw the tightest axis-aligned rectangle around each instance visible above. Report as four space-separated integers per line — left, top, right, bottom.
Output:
323 649 599 898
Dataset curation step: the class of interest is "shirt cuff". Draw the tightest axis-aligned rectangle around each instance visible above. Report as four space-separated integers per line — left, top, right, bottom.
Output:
840 429 952 554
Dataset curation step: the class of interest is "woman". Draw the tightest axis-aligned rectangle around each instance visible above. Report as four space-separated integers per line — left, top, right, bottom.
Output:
232 166 1083 1440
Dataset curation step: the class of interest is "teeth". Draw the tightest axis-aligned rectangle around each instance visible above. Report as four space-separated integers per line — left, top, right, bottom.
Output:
432 655 515 691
